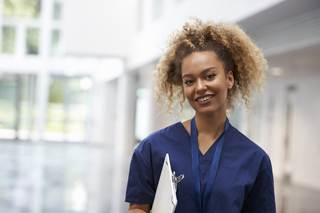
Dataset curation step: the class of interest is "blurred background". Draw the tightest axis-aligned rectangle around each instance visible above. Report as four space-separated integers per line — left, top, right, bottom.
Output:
0 0 319 212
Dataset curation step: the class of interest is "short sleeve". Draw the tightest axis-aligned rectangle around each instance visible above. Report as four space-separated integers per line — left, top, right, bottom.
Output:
125 142 155 204
241 155 276 213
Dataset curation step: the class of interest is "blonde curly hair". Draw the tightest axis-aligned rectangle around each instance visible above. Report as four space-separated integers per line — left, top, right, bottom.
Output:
153 18 267 114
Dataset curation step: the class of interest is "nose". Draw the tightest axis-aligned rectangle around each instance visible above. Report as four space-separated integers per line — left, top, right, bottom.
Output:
195 79 207 93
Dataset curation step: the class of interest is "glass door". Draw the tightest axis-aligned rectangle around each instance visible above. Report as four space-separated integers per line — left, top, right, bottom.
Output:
45 75 92 142
0 73 37 140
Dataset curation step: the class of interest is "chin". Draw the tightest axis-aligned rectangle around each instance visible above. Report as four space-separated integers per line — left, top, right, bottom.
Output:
195 108 217 115
194 105 226 116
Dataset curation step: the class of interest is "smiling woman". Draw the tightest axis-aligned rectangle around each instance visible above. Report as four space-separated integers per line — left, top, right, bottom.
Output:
126 18 275 213
181 51 234 118
154 18 267 115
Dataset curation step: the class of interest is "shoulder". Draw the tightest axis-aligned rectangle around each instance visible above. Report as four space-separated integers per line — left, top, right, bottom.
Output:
228 124 267 151
145 121 184 143
225 123 270 162
131 121 187 172
134 121 185 153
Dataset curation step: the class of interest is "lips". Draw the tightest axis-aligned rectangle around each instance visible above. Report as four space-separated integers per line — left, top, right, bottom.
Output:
195 95 214 102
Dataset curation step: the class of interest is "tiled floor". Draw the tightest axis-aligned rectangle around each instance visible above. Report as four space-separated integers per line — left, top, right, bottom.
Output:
0 141 114 213
275 179 320 213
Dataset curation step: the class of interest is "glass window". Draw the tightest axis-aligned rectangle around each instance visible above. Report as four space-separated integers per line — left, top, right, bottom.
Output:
0 74 16 133
53 0 62 20
3 0 41 19
46 77 64 134
1 26 16 54
66 77 91 141
26 28 39 55
51 29 60 56
18 75 37 140
135 88 150 141
45 76 92 142
0 74 37 140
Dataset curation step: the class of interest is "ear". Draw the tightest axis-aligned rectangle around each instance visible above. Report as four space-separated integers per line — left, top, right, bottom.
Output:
226 71 234 89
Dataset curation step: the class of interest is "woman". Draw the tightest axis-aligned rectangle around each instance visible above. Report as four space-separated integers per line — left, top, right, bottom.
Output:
125 18 275 213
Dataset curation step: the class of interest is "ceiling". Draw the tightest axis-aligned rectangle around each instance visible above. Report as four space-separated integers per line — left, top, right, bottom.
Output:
238 1 320 76
238 0 320 33
267 43 320 76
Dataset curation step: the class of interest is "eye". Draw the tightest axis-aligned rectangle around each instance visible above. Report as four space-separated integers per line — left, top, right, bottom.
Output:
184 79 194 85
206 74 216 79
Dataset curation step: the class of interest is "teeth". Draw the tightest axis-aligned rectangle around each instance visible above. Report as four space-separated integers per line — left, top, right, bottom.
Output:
197 96 212 102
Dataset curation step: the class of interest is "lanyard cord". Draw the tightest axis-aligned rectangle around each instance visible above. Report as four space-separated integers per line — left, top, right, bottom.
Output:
191 117 229 212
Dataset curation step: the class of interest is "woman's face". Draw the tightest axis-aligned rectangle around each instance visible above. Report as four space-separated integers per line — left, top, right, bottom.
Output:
181 51 234 116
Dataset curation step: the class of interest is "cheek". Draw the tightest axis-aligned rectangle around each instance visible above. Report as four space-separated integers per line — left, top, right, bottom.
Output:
183 87 193 101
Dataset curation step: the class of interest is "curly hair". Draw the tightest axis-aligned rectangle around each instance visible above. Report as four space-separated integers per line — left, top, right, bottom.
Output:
153 18 267 114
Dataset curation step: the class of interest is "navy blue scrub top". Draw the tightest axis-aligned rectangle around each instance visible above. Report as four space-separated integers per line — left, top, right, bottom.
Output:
125 121 276 213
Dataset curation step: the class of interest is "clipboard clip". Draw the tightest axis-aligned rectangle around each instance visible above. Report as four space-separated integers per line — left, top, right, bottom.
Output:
172 171 184 192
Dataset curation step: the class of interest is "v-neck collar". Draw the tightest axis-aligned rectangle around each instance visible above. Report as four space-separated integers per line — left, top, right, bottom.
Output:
175 121 226 177
177 121 223 157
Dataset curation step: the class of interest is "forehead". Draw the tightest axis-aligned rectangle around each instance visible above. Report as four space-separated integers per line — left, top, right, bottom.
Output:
181 51 224 75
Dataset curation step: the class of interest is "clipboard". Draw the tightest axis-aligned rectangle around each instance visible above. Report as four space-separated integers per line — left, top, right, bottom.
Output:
151 153 184 213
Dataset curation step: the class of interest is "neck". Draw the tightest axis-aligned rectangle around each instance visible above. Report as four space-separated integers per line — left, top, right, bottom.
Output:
194 110 226 140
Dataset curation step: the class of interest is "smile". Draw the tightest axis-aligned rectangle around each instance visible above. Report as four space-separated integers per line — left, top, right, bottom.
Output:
196 95 214 102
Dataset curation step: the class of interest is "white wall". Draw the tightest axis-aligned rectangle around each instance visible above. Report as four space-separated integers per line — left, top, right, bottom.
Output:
91 79 117 147
127 0 284 70
291 74 320 189
63 0 284 63
63 0 136 58
263 73 320 190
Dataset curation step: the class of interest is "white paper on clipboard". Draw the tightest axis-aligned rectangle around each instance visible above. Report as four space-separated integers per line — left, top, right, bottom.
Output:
151 153 184 213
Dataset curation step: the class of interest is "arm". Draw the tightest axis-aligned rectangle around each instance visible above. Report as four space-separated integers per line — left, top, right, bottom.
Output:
125 142 155 211
241 156 276 213
128 203 151 213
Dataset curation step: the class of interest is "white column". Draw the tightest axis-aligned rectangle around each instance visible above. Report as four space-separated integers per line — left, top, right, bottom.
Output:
33 0 52 141
111 73 137 213
34 72 49 141
40 0 52 57
16 23 25 58
0 0 3 51
91 79 118 146
139 63 175 135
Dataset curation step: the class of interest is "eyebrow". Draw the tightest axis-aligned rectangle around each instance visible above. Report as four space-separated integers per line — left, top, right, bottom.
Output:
182 67 218 78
